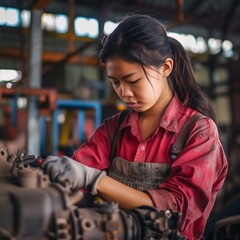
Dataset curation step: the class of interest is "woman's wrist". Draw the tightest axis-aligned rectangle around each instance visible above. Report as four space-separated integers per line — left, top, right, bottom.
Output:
91 171 107 195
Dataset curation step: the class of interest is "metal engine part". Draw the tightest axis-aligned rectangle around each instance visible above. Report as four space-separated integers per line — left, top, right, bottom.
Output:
0 146 185 240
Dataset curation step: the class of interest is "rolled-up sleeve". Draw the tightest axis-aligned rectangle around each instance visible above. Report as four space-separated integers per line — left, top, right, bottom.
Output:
72 114 119 170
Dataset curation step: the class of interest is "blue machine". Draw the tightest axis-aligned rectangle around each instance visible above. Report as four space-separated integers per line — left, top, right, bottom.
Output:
40 99 102 155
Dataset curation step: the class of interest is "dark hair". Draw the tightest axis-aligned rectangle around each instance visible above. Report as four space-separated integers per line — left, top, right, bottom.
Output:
99 14 216 122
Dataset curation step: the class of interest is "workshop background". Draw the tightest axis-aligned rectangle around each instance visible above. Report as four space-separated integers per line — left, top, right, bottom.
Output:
0 0 240 235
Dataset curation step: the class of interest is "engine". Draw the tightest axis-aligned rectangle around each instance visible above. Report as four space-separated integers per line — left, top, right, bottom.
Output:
0 146 185 240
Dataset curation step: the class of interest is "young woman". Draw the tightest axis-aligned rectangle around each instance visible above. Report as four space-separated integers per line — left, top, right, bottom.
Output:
42 14 228 239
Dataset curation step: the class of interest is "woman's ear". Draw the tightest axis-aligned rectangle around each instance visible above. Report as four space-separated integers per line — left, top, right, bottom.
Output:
163 58 174 77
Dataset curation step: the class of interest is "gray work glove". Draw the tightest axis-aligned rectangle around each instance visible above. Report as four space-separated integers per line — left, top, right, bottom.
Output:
42 155 106 193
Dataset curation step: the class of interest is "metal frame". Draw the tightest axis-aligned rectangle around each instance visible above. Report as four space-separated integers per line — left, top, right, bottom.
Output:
51 99 102 155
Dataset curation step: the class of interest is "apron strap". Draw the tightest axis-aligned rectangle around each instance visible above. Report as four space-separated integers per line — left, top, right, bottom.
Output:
170 113 206 160
110 110 129 161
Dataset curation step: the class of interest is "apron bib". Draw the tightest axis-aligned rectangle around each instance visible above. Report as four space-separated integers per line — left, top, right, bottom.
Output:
108 157 170 191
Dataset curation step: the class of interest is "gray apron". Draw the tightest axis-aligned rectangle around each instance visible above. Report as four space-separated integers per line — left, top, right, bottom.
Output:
108 156 170 191
108 113 171 191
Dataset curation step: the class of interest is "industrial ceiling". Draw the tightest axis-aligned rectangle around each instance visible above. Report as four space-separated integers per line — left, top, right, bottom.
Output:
1 0 240 53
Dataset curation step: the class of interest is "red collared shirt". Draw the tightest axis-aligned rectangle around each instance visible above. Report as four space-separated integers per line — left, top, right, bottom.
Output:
72 95 228 239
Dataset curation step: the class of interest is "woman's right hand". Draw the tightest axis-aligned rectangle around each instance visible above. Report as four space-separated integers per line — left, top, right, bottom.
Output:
41 155 104 191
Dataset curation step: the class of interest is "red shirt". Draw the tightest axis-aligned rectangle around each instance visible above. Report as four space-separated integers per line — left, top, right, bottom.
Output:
72 94 228 239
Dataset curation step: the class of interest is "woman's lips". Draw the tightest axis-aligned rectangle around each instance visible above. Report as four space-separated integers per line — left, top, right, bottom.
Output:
127 102 140 108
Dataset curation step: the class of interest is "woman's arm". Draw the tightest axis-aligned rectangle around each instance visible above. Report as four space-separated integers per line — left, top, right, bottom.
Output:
97 175 154 210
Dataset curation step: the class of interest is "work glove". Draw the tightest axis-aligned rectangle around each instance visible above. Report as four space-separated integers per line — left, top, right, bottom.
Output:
42 155 106 193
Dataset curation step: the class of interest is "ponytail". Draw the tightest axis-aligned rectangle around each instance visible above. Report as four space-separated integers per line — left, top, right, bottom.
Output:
168 37 216 122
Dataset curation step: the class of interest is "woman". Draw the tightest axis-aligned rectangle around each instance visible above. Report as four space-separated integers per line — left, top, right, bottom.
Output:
43 14 228 239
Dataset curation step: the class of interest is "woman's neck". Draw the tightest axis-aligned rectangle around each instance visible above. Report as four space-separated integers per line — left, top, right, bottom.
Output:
138 88 173 140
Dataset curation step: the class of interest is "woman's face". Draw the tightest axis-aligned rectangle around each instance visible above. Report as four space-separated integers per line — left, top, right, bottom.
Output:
106 57 172 112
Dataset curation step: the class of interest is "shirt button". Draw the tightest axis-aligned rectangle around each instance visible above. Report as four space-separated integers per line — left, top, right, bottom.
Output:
140 146 145 151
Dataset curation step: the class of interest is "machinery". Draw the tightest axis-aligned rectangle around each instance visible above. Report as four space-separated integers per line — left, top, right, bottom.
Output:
0 146 185 240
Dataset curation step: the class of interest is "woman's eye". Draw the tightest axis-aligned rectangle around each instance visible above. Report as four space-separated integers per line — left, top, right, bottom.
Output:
129 79 140 84
111 80 120 86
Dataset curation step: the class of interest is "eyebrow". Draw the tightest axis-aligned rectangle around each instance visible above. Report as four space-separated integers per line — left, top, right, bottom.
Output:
108 72 137 80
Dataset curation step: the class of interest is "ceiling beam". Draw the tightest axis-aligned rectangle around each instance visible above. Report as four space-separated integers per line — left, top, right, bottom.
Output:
42 41 97 73
187 0 206 14
110 1 177 21
221 0 240 40
0 48 98 66
176 0 184 22
67 0 75 52
30 0 54 9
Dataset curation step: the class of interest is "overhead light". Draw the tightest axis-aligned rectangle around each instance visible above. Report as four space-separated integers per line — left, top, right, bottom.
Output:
104 21 118 35
74 17 99 38
56 14 68 33
0 69 22 82
0 7 19 27
6 82 12 89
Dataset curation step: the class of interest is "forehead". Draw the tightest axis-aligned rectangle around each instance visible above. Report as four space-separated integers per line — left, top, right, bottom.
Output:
106 57 142 76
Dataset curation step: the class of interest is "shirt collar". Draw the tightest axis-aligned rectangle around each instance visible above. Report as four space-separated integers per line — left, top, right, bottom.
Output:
160 94 186 133
121 94 186 134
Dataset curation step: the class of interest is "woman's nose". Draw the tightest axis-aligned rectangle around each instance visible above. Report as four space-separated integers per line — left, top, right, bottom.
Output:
120 84 134 98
